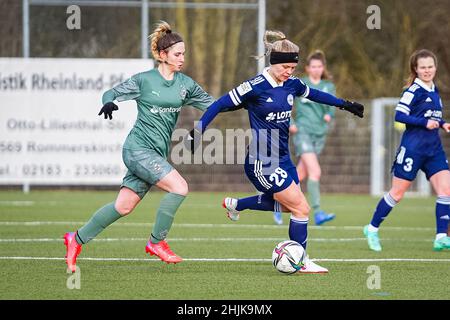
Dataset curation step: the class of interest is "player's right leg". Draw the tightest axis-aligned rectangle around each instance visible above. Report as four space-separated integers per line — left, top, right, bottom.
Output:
64 186 142 272
145 169 188 264
222 157 288 221
364 176 411 252
271 135 307 226
222 192 287 222
365 147 418 252
222 197 240 221
273 182 328 273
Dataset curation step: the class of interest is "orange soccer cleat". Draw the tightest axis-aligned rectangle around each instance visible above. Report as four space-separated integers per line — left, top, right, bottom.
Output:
63 232 82 273
145 240 183 264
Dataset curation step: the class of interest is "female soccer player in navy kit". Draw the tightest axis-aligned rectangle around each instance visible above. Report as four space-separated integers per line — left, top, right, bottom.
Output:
364 49 450 252
189 30 364 273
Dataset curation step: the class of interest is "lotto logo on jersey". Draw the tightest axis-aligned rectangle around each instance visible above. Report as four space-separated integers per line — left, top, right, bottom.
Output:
266 111 292 122
424 109 442 119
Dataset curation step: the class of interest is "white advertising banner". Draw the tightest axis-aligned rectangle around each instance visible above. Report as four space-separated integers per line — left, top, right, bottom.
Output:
0 58 153 185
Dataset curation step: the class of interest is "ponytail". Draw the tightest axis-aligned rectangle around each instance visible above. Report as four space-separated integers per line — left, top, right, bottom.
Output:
149 21 183 62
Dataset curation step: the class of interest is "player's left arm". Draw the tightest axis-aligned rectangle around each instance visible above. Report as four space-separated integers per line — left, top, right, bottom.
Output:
184 81 242 113
437 116 448 131
294 79 364 118
195 81 255 133
437 97 449 132
185 93 240 154
325 83 337 121
186 81 255 153
183 81 215 112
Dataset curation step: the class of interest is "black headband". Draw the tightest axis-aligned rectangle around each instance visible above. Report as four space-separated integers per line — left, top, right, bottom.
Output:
159 39 183 51
270 51 299 65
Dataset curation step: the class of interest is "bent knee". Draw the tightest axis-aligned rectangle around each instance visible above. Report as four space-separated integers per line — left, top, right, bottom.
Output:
388 190 404 203
290 202 310 218
170 180 189 196
115 202 135 216
301 203 311 216
438 191 450 199
308 171 321 181
437 183 450 197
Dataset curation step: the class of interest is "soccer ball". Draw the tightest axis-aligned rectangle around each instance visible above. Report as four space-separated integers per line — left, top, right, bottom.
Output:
272 240 306 274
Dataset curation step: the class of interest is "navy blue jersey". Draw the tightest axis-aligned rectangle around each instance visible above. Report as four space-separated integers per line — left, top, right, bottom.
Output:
395 78 445 156
227 68 310 163
198 68 344 167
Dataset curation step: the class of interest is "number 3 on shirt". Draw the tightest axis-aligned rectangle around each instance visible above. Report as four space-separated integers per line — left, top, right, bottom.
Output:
396 146 413 172
269 167 288 186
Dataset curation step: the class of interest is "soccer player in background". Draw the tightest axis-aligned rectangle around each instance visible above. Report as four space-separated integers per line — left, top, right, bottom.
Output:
273 50 336 226
63 21 216 272
189 30 364 273
364 49 450 251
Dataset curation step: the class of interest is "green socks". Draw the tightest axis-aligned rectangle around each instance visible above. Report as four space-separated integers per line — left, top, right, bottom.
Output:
76 202 122 244
307 179 321 213
75 193 186 245
150 193 186 244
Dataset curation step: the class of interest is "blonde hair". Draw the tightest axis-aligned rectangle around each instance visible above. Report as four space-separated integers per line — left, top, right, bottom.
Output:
306 50 332 80
149 21 183 62
255 30 299 60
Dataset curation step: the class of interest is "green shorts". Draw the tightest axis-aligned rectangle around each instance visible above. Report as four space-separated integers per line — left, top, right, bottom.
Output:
121 148 174 199
293 131 327 156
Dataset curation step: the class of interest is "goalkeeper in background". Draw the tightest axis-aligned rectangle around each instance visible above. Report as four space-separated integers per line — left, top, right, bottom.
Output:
274 50 336 226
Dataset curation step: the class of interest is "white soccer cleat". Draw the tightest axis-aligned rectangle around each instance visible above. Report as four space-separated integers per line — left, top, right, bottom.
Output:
222 197 240 221
297 255 329 274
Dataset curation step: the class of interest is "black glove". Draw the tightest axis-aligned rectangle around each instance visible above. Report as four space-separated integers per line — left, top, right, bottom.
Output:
98 102 119 120
185 128 202 154
339 100 364 118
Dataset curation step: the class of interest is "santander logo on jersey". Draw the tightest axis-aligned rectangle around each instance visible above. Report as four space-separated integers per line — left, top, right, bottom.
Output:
150 106 182 114
266 110 292 122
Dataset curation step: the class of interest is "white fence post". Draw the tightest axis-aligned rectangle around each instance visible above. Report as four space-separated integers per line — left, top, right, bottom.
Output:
370 98 385 196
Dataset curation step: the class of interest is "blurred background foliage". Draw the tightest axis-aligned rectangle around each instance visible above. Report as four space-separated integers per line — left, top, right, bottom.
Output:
1 0 450 99
2 0 450 192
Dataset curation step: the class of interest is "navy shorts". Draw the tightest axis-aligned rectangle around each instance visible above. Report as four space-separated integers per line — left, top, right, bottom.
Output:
244 155 299 194
391 146 449 181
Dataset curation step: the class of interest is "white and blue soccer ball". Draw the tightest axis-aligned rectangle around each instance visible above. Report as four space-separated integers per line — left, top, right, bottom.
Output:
272 240 305 274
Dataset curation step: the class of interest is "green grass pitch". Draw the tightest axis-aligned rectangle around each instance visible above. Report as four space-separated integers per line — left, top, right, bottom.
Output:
0 190 448 300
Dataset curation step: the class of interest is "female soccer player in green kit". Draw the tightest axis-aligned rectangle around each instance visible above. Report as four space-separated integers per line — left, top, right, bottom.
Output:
278 50 336 226
64 21 215 271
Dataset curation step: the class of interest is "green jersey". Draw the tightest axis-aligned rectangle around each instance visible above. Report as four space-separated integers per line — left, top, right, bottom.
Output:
292 77 336 136
102 68 213 158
